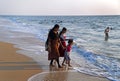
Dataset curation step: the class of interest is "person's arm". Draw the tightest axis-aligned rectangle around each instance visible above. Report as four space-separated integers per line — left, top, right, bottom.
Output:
65 39 69 41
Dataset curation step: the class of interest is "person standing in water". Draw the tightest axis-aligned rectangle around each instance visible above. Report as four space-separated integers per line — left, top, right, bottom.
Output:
64 39 74 67
47 24 62 68
104 27 110 37
59 27 68 66
104 27 110 41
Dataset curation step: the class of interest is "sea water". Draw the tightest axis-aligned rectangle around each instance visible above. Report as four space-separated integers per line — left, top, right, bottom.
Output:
0 15 120 81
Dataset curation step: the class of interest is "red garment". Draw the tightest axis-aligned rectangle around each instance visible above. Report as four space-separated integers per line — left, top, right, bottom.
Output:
63 35 66 46
59 34 67 57
66 45 72 52
60 35 66 44
59 42 66 57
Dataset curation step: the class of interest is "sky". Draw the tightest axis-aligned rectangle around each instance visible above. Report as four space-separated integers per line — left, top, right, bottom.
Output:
0 0 120 15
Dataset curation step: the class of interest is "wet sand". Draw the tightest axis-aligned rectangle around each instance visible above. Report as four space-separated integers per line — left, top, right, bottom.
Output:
0 41 110 81
0 42 42 81
28 71 109 81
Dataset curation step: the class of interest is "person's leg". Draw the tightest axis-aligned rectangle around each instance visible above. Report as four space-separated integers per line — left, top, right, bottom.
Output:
68 60 72 67
106 33 109 37
56 58 62 68
62 58 66 66
50 59 54 66
68 55 72 67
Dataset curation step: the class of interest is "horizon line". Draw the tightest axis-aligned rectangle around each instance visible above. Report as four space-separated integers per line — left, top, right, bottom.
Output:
0 14 120 17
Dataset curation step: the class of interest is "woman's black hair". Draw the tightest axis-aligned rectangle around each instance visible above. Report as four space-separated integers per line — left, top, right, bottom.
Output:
62 27 67 31
52 24 59 30
68 39 73 44
48 24 59 38
59 27 67 36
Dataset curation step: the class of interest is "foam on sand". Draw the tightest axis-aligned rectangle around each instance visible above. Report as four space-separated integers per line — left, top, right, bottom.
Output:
28 71 109 81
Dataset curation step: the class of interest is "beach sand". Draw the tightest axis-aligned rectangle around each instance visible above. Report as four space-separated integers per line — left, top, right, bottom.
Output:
0 41 110 81
0 42 42 81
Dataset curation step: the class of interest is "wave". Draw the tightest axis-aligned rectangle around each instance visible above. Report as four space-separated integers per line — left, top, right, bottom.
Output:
72 44 120 81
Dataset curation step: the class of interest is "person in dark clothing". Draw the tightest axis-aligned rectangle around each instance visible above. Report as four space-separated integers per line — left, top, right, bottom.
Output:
104 27 110 41
104 27 110 37
47 24 62 68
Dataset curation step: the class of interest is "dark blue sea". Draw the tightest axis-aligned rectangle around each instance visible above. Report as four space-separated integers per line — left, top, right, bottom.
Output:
0 15 120 81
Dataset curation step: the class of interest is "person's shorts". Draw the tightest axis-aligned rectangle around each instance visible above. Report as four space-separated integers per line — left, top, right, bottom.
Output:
64 52 71 61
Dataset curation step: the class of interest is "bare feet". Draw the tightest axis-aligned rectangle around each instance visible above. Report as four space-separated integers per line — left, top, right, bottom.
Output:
62 63 66 66
68 65 72 67
58 65 63 68
49 64 55 67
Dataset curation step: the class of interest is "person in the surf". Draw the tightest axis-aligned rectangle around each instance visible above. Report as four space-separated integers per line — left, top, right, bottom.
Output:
104 27 110 41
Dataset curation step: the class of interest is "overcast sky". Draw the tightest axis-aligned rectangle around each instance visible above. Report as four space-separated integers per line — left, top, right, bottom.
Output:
0 0 120 15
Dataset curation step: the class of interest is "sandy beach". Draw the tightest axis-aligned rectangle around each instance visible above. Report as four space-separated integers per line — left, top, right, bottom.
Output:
0 41 110 81
0 42 42 81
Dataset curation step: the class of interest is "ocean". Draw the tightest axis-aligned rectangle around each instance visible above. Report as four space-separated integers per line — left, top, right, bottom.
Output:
0 15 120 81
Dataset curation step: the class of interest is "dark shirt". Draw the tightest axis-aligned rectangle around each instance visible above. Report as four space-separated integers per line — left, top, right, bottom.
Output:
49 30 59 40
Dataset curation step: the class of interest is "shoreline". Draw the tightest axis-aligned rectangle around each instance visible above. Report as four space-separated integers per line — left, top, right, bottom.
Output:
0 41 110 81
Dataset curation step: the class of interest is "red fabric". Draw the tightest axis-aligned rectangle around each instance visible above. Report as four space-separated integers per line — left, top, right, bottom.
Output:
59 45 65 57
59 35 67 57
59 41 66 57
66 45 72 52
62 41 66 47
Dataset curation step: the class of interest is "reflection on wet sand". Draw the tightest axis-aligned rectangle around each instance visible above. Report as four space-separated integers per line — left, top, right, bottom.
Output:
28 64 72 81
28 65 109 81
43 66 68 81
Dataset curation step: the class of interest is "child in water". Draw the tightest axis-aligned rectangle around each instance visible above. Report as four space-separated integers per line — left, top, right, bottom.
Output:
64 39 73 67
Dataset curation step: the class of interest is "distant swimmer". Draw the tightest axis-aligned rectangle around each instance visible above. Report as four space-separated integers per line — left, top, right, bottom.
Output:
104 27 110 37
104 27 110 41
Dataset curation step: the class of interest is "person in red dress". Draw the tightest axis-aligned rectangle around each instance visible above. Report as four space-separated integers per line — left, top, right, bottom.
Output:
59 27 68 66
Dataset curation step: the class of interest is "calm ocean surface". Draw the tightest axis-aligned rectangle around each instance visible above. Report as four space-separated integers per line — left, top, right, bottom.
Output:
0 15 120 81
